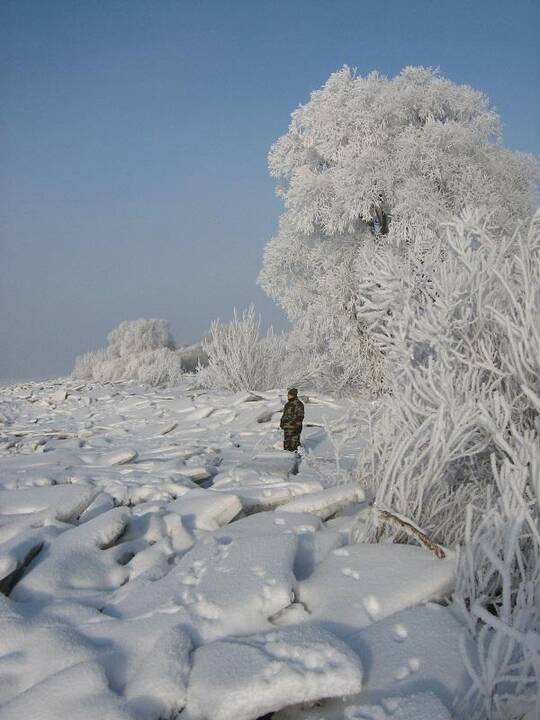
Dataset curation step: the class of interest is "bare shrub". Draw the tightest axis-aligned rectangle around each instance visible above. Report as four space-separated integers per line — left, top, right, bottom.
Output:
72 349 108 381
196 305 290 392
175 343 207 373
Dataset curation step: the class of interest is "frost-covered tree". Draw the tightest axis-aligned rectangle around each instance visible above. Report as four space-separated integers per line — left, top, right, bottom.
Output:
259 66 538 393
106 319 175 358
72 318 200 387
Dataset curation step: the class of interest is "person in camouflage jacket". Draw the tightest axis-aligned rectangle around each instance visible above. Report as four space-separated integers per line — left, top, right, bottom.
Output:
280 388 304 452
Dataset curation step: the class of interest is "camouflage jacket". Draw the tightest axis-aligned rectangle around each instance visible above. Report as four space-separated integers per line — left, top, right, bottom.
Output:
280 397 304 430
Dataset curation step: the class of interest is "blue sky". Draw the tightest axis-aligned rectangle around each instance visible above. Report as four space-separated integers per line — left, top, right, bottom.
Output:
1 0 539 379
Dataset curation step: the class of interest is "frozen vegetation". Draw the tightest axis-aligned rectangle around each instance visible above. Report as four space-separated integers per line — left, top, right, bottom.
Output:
259 66 537 395
74 319 206 387
3 67 538 719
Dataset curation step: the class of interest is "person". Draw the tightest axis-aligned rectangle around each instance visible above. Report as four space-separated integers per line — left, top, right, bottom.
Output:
280 388 304 452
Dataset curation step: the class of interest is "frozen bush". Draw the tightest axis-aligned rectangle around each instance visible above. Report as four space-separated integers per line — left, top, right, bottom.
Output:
197 303 376 395
106 319 174 358
74 347 184 387
119 347 184 386
196 305 292 392
72 319 185 387
353 211 540 718
454 447 540 720
72 349 108 381
175 343 208 373
356 212 540 544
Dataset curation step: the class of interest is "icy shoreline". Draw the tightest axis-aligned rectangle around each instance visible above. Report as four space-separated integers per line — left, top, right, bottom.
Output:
0 378 466 719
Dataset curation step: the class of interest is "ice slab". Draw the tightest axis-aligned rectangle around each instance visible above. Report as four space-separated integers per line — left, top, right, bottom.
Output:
124 623 192 718
297 543 456 631
183 406 215 421
79 492 115 523
11 507 131 605
213 451 297 484
346 603 468 703
106 532 298 642
167 488 242 530
185 624 363 720
79 448 139 466
0 660 134 720
0 527 57 594
279 482 366 519
212 476 323 512
0 484 95 524
0 608 99 706
213 510 342 580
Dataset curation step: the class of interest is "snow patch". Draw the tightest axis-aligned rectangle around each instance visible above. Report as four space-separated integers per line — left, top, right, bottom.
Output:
185 624 363 720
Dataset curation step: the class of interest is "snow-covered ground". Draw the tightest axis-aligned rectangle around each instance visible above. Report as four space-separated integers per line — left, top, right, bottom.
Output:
0 378 468 719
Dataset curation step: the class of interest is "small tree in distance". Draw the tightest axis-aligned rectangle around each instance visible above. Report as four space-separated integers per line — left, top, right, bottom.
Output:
106 319 175 358
73 319 205 386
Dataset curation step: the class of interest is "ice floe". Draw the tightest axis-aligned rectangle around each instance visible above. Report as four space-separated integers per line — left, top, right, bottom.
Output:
0 378 464 719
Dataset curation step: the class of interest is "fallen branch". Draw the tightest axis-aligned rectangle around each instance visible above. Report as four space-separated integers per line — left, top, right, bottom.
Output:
377 507 447 559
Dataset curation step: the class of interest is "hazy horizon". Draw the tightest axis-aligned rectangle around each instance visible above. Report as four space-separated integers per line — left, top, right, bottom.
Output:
2 0 539 381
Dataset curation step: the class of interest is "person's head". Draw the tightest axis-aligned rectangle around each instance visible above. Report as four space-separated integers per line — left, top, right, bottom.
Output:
287 388 298 399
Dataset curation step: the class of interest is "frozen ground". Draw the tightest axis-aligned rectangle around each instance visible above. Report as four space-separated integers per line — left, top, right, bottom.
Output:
0 378 467 719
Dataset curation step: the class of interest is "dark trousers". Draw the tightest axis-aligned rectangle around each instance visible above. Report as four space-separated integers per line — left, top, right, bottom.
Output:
283 429 301 452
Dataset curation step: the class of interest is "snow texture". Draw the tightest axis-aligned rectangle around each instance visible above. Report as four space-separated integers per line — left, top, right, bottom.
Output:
0 378 465 719
297 542 455 630
184 624 363 720
279 482 366 519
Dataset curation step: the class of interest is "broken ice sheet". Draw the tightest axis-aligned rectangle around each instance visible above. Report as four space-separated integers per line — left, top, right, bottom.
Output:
184 624 363 720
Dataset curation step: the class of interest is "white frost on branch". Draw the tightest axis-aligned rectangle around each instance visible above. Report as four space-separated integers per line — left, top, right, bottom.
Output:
195 305 289 392
354 212 540 719
260 66 538 393
72 319 205 387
